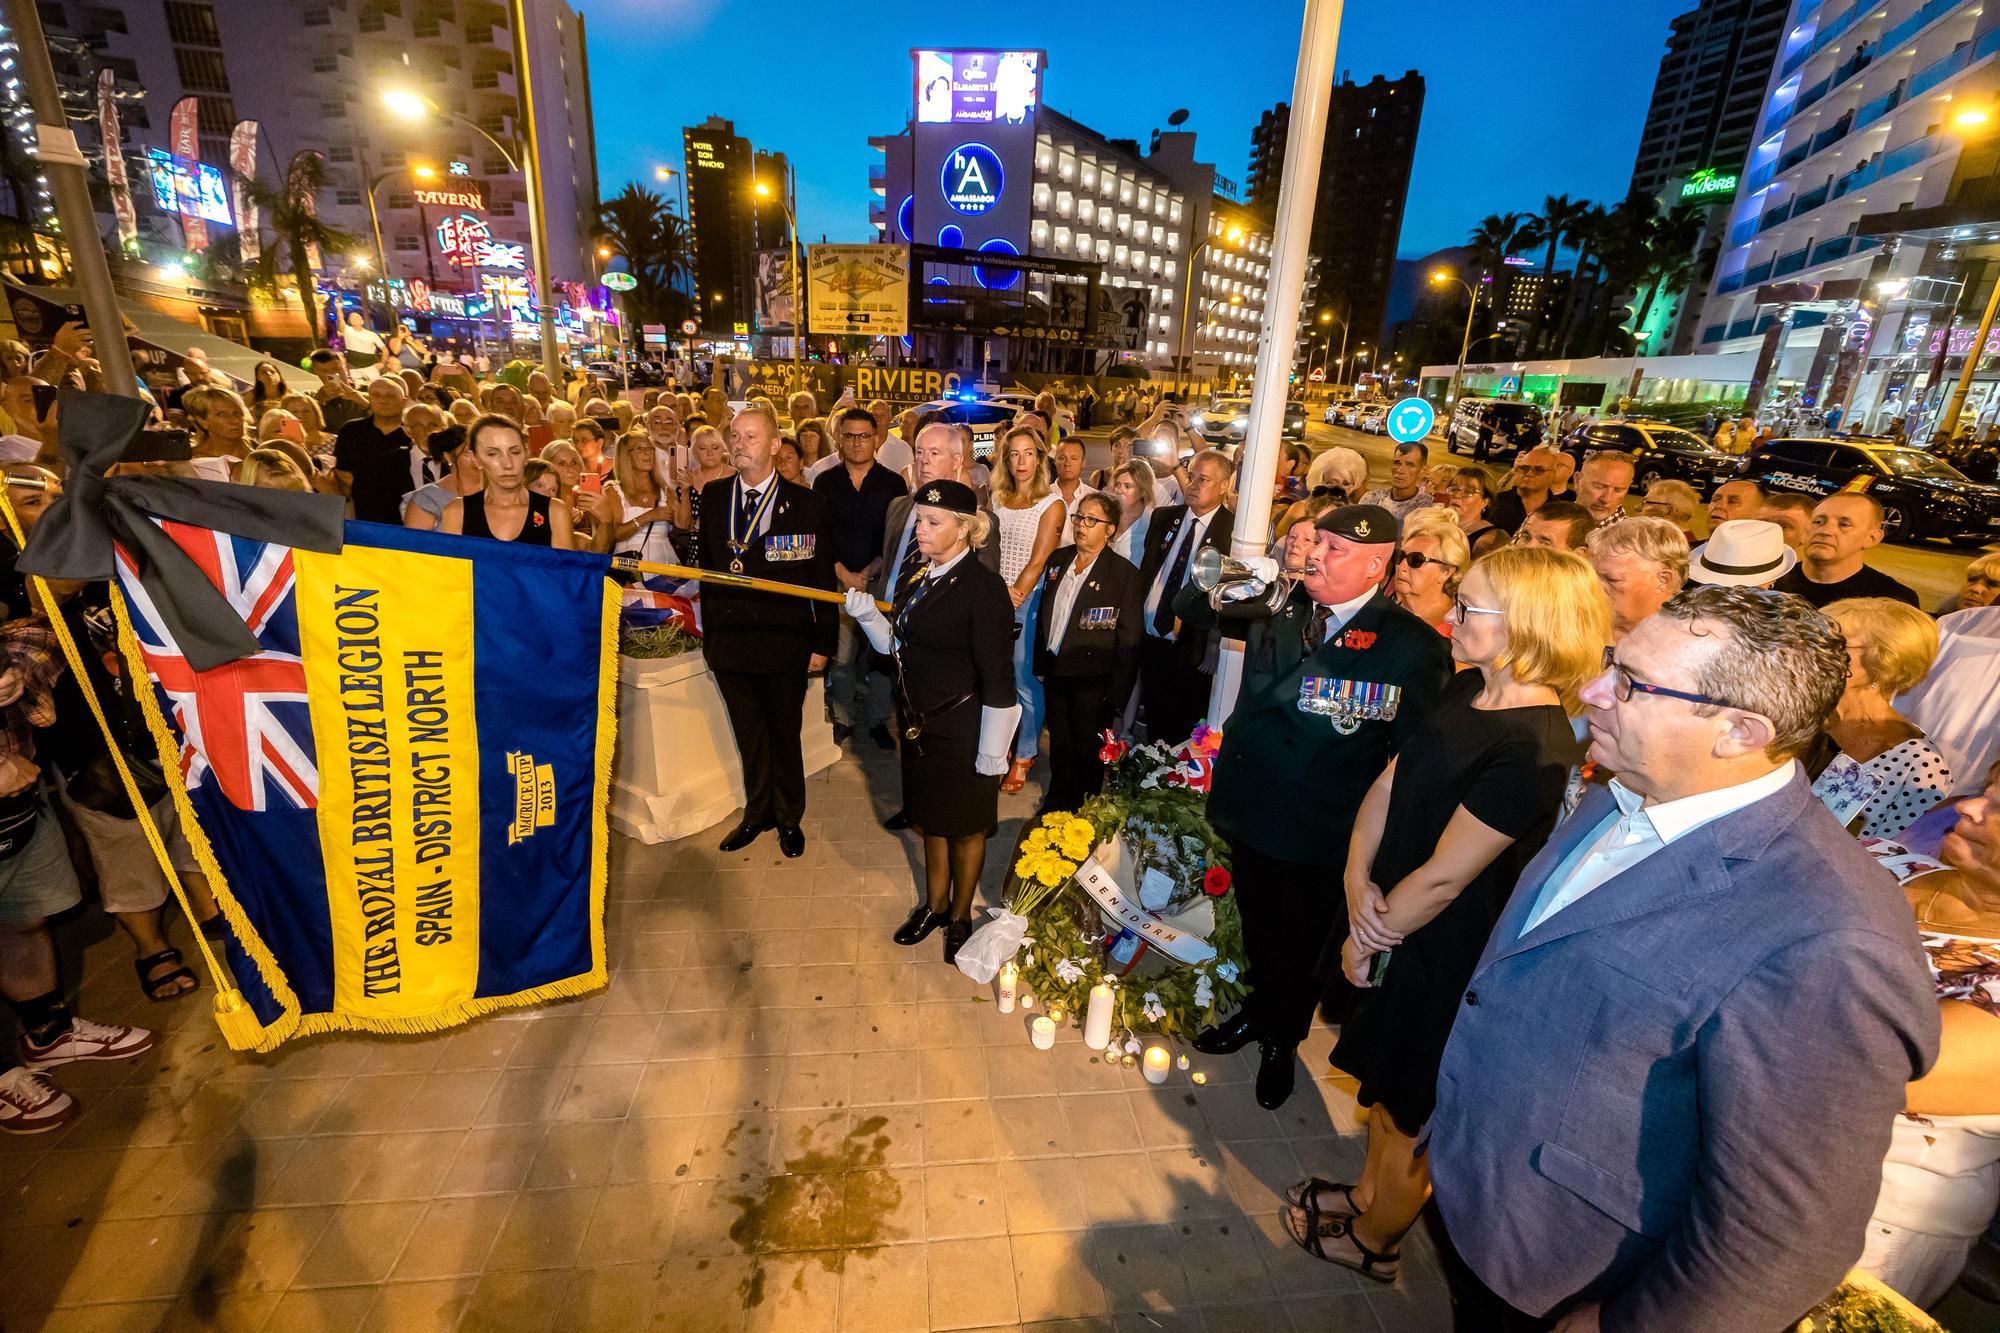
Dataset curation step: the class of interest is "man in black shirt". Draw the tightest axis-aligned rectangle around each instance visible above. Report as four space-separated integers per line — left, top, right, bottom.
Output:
332 378 414 524
813 406 906 747
1482 445 1563 534
1773 492 1919 609
309 349 369 434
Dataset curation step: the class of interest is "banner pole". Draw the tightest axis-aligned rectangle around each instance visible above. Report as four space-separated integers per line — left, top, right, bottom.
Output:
613 557 892 613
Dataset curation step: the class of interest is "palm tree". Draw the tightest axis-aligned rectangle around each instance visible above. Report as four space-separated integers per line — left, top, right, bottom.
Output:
1629 203 1708 342
597 184 696 329
1465 211 1531 281
237 152 357 345
1519 194 1591 353
1555 203 1607 357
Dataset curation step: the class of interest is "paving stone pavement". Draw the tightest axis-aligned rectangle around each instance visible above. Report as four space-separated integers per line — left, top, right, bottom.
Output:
0 746 1448 1332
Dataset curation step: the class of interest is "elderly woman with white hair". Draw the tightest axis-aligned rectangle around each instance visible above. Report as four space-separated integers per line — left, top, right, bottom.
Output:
1821 597 1954 839
1392 508 1472 633
1277 445 1369 538
845 480 1021 964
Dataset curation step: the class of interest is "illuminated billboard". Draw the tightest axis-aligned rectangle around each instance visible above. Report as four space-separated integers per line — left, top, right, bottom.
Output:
146 148 232 226
913 50 1043 126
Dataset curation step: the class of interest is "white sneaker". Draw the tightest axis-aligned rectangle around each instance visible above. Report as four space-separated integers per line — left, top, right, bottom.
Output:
17 1017 156 1071
0 1067 79 1133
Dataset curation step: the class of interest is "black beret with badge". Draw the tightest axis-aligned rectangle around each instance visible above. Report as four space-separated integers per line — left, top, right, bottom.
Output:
1313 503 1400 544
912 479 978 516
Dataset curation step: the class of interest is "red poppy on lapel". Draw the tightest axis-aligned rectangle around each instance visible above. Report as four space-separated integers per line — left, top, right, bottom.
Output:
1341 629 1376 650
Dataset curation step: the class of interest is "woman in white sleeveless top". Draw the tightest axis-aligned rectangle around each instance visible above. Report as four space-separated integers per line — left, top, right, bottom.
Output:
991 424 1068 794
593 431 681 566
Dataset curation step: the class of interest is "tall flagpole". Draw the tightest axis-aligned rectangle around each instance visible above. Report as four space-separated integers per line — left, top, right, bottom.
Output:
1207 0 1343 725
4 0 138 396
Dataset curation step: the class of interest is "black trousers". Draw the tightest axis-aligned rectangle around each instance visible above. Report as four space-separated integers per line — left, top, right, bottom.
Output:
1229 836 1344 1048
714 669 809 826
1139 636 1209 747
1041 675 1112 813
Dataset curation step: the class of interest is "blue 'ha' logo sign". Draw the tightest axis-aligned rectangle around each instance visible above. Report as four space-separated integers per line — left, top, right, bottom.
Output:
941 143 1004 216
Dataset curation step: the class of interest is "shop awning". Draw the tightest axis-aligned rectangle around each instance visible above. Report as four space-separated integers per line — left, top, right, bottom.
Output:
2 280 319 393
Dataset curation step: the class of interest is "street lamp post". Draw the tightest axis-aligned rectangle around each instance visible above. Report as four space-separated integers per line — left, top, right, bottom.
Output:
1432 269 1478 404
384 54 559 382
655 164 688 218
1175 224 1243 399
754 179 801 367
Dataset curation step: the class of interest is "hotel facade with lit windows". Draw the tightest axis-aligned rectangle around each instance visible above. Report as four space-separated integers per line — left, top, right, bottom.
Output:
1694 0 2000 427
869 50 1283 383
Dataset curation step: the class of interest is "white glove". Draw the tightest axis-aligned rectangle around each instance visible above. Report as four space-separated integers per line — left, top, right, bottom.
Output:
845 587 895 653
974 703 1023 776
1219 554 1280 602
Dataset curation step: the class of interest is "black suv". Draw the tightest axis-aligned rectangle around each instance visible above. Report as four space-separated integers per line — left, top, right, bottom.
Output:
1444 399 1544 459
1740 437 2000 545
1558 418 1741 492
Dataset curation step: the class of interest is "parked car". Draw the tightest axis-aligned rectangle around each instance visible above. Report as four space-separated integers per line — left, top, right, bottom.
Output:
986 390 1076 435
1190 395 1305 442
1558 417 1741 491
1740 436 2000 544
1323 397 1359 425
1445 399 1545 459
1355 403 1389 435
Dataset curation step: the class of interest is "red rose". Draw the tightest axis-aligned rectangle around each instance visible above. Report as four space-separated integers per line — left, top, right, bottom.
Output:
1098 730 1127 764
1203 866 1231 897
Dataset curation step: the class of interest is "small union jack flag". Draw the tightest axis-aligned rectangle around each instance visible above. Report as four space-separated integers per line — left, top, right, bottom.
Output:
113 520 318 812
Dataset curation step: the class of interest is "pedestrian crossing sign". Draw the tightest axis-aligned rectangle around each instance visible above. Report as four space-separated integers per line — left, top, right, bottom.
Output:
1497 375 1520 394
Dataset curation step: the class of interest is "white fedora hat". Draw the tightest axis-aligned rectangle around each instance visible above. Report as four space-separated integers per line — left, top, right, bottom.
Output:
1688 519 1798 587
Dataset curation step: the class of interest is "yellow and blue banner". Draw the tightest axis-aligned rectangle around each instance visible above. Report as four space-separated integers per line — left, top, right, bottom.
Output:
113 519 616 1050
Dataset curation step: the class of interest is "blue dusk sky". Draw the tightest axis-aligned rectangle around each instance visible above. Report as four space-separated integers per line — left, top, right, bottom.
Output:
574 0 1694 258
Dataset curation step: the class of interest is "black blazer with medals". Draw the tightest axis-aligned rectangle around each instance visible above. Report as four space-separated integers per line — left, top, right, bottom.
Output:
894 556 1016 740
1176 582 1452 867
1137 503 1236 669
1030 545 1143 702
696 473 838 673
870 491 1002 600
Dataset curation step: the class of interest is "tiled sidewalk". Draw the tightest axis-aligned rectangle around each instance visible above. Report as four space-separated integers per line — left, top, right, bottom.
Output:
0 748 1447 1332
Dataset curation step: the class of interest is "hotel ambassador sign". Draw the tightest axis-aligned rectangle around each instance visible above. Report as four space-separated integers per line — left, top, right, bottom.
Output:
807 244 911 338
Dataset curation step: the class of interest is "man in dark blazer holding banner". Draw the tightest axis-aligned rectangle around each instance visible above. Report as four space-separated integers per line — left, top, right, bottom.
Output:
1176 504 1451 1108
1136 449 1236 746
698 403 837 859
1425 585 1938 1331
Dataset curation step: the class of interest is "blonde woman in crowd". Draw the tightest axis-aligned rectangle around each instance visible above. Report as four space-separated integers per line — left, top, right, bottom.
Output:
256 409 304 448
1292 545 1606 1281
990 423 1069 794
1108 459 1157 565
1392 508 1471 633
669 422 735 538
1947 551 2000 613
1822 598 1954 838
594 430 679 565
235 448 312 492
279 393 329 453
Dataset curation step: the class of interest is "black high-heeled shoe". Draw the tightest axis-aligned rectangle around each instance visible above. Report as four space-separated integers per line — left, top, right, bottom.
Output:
893 904 948 946
942 918 974 965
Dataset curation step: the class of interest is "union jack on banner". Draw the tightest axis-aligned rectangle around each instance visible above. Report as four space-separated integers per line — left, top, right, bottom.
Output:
113 520 319 812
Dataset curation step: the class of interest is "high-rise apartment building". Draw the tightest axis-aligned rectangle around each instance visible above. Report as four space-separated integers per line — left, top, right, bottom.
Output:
1245 72 1424 346
1695 0 2000 424
684 116 756 335
1629 0 1789 351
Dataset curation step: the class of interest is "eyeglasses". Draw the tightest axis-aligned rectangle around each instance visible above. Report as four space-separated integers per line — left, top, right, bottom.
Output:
1447 595 1505 624
1072 514 1113 529
839 431 876 443
1398 550 1456 572
1599 646 1737 710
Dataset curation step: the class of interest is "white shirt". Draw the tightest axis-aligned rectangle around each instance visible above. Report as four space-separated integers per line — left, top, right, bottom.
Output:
876 432 913 475
342 324 386 356
804 452 843 482
1055 479 1098 513
733 472 776 540
1519 761 1798 937
1307 587 1377 647
1144 506 1219 640
923 546 969 582
1044 551 1102 654
1899 605 2000 796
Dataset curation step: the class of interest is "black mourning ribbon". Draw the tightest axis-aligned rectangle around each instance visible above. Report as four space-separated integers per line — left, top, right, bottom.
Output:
16 391 347 671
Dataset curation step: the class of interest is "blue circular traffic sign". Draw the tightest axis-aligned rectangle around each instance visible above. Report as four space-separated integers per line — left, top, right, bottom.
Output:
1386 397 1435 445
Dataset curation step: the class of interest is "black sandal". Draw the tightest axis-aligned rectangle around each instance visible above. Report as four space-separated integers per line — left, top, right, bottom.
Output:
1282 1203 1401 1283
135 947 197 1001
1283 1176 1360 1218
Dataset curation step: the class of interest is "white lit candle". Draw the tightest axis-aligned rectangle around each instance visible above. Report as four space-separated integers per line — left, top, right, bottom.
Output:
1144 1046 1171 1084
1031 1016 1056 1050
1083 982 1115 1050
997 962 1018 1014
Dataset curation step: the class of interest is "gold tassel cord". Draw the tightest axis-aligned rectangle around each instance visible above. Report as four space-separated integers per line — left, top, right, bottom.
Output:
614 556 893 613
0 489 264 1048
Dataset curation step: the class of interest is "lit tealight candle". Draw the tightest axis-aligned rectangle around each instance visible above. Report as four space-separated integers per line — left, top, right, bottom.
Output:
1176 1054 1190 1071
1191 1071 1208 1085
1143 1046 1171 1084
1083 981 1115 1050
1021 993 1036 1010
997 962 1018 1014
1031 1016 1056 1050
1121 1052 1138 1068
1049 1006 1065 1025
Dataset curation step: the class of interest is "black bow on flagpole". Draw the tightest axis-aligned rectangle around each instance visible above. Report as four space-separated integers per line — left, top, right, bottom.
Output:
16 391 347 670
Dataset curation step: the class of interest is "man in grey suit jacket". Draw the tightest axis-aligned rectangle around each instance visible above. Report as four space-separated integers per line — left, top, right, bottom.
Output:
1426 584 1939 1332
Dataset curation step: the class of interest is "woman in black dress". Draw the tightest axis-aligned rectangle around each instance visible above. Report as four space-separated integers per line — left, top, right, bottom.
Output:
439 413 574 548
1280 544 1608 1282
846 480 1020 963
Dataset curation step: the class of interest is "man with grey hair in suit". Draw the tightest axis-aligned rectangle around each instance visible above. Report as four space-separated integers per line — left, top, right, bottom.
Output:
1425 584 1939 1331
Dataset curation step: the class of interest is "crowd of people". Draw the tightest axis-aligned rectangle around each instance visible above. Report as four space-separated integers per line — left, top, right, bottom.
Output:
0 321 1997 1329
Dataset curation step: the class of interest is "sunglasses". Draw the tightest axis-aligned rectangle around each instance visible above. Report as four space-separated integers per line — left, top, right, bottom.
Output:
1397 550 1456 572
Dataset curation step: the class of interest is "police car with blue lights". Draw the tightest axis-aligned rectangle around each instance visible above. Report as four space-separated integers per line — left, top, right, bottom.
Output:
914 393 1022 461
1739 435 2000 545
